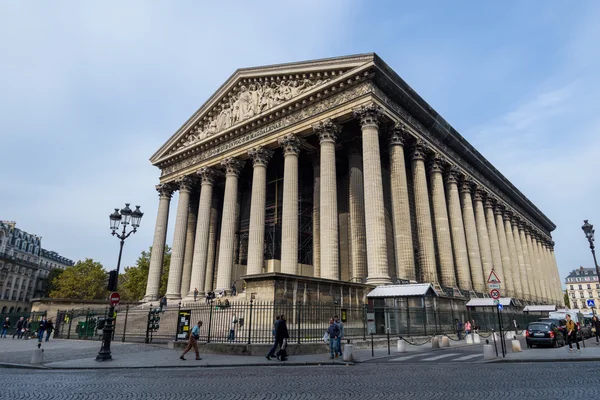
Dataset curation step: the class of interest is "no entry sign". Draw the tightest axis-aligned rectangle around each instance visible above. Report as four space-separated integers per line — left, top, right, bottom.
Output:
109 292 121 306
490 289 500 300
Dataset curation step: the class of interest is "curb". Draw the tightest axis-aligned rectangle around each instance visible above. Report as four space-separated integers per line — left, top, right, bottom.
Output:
0 363 49 370
486 357 600 364
1 361 353 370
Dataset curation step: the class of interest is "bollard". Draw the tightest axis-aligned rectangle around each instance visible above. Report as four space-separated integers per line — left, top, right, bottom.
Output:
466 334 474 344
31 348 44 364
441 336 450 348
431 335 440 348
511 338 522 353
397 339 406 353
343 344 354 362
474 333 481 344
483 344 496 360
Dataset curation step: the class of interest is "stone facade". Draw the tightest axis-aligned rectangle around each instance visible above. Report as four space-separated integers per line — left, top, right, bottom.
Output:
144 54 562 306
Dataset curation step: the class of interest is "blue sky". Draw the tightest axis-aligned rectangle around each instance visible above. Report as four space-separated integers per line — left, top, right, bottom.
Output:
1 1 598 288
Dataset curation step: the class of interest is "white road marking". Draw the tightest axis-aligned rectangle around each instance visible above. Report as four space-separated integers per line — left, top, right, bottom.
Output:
388 354 419 362
420 353 460 361
452 354 483 361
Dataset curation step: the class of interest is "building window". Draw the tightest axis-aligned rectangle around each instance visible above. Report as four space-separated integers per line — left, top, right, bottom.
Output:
579 285 583 290
572 293 576 299
597 284 600 290
570 285 574 290
588 284 592 290
580 292 585 298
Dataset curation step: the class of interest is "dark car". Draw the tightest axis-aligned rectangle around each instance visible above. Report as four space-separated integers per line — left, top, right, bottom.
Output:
538 318 567 341
526 322 565 348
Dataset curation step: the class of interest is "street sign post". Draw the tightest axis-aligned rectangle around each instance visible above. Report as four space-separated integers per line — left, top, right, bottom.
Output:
487 270 501 284
488 283 500 289
109 292 121 306
587 299 595 308
490 289 500 299
498 304 503 311
493 299 500 305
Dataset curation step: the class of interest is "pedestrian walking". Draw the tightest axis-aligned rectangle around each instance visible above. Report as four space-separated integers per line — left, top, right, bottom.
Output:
454 319 463 340
275 315 289 361
464 320 472 336
12 317 24 339
38 316 47 343
23 318 31 339
566 314 580 352
180 320 202 360
266 315 281 360
1 317 9 338
194 288 199 302
334 315 344 357
327 318 341 359
159 296 167 312
231 281 237 296
45 319 54 342
592 315 600 345
228 315 238 342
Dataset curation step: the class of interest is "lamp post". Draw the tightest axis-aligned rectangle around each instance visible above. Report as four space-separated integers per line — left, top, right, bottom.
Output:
96 204 143 361
582 220 600 316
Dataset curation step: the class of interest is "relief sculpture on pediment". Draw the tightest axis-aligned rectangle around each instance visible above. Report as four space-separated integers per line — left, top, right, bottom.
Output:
179 77 331 149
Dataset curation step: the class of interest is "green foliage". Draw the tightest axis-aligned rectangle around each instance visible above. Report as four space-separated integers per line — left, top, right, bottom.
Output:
39 268 64 298
564 290 570 309
49 259 108 300
118 245 171 301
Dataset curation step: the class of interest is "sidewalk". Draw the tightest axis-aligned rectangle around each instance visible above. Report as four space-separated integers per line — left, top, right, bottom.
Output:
492 338 600 363
0 336 481 369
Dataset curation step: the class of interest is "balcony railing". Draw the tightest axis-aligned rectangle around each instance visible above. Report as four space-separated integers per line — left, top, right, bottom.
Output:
0 252 39 268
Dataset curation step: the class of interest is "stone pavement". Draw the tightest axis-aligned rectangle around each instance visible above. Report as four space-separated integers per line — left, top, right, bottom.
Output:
496 337 600 363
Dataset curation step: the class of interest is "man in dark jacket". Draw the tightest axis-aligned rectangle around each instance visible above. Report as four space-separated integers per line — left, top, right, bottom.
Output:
38 316 47 343
1 317 9 338
12 317 24 339
266 315 281 360
275 315 290 361
327 318 341 359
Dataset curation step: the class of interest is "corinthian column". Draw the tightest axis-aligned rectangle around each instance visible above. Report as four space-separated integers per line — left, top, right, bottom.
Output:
531 234 547 302
144 183 174 302
525 229 541 302
411 140 438 284
279 134 301 275
204 191 220 293
166 176 194 300
246 147 273 276
446 169 471 291
549 243 561 305
461 179 485 293
503 212 523 300
216 157 244 292
354 104 391 285
312 158 321 278
541 242 556 303
473 189 494 286
388 123 415 281
495 206 515 297
348 139 367 282
484 197 505 285
511 218 529 300
187 167 216 297
313 119 340 280
429 155 456 287
518 223 536 302
180 197 198 296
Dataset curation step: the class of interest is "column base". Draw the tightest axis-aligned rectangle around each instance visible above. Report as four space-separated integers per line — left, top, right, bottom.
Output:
166 293 182 301
142 294 159 303
366 276 392 286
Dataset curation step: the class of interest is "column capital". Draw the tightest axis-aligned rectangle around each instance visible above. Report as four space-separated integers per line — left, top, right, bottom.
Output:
502 210 513 222
196 167 217 185
428 154 446 174
459 178 474 194
177 176 195 193
510 215 520 227
484 195 496 209
410 139 429 161
353 103 383 128
248 146 274 167
473 188 487 202
278 134 302 156
156 183 176 199
389 122 412 147
220 157 244 177
313 118 341 144
444 166 461 185
494 203 505 216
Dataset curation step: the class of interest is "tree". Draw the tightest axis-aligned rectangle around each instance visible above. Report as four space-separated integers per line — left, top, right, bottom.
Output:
49 258 108 300
119 245 171 301
38 268 64 298
564 290 571 309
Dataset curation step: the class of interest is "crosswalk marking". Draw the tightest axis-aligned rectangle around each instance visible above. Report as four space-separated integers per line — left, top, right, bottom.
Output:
420 353 460 361
452 354 483 361
388 354 419 362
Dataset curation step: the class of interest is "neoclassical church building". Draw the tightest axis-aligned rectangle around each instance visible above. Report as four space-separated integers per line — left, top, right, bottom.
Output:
143 54 563 306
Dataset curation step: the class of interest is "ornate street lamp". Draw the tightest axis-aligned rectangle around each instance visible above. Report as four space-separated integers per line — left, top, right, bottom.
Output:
582 220 600 314
97 203 143 361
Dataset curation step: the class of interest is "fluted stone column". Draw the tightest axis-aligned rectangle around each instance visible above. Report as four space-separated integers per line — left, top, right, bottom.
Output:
279 134 301 275
503 213 523 300
549 245 562 305
536 236 550 303
144 183 174 302
429 155 456 288
485 198 505 285
204 192 220 293
461 179 485 293
216 157 244 292
166 176 194 300
525 229 542 302
246 147 273 275
180 198 198 296
531 235 547 302
388 123 415 281
313 119 340 281
495 207 515 297
446 169 471 291
312 158 321 278
511 219 529 300
348 139 367 282
187 167 216 297
518 223 536 302
542 242 557 303
473 190 494 286
411 140 438 284
354 105 391 285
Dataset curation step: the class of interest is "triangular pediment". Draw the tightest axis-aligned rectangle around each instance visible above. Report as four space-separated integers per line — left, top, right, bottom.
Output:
151 53 376 164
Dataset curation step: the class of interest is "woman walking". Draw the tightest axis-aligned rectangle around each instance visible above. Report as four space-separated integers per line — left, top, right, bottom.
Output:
180 320 202 360
592 315 600 345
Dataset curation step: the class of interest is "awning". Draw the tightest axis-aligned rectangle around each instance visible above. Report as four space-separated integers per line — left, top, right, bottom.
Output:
523 305 557 312
466 298 514 307
367 283 435 298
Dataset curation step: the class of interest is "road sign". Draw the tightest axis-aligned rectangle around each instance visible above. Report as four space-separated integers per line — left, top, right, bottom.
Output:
109 292 121 306
493 299 500 306
587 299 596 307
497 304 503 311
490 289 500 299
488 283 500 289
487 270 501 284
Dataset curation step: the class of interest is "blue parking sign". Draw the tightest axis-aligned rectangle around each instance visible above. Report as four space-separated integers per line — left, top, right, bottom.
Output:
587 299 595 307
498 304 503 311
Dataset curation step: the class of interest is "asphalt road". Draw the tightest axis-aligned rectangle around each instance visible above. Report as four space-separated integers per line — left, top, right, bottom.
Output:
3 362 599 399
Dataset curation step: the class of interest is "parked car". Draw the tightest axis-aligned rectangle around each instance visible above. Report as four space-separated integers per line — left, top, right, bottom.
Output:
538 318 567 341
526 321 565 348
